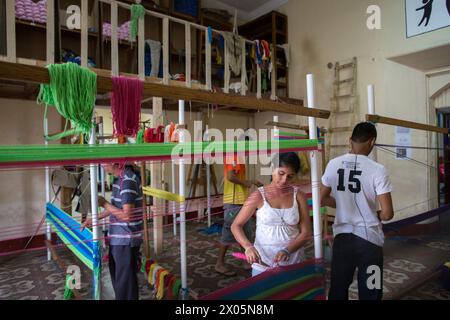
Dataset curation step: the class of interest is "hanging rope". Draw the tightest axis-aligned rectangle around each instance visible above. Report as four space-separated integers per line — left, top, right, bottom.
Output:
111 76 143 137
130 4 146 41
37 62 97 140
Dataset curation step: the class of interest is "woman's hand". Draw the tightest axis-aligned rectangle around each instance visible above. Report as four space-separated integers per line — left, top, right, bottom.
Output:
244 246 261 265
274 249 290 263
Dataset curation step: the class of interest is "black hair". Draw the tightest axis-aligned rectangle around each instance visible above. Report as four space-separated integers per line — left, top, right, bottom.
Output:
350 122 377 143
272 152 301 174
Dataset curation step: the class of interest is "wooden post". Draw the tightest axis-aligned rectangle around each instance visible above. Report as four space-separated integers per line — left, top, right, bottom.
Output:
138 11 145 80
162 17 169 85
223 39 229 93
152 97 164 255
141 162 150 258
270 44 276 100
46 0 55 64
81 0 88 68
111 1 119 76
205 30 212 91
241 38 246 96
5 0 15 62
185 24 191 88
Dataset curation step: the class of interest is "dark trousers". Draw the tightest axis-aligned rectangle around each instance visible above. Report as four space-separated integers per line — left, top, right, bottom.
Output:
109 245 141 300
328 233 383 300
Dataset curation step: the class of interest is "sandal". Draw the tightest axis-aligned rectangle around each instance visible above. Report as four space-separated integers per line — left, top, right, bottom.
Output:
215 266 236 277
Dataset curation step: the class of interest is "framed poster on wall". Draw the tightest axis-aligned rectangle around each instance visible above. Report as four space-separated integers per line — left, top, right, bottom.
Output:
405 0 450 37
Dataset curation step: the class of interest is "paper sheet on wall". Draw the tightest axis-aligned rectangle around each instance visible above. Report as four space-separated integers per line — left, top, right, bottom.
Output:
395 126 411 160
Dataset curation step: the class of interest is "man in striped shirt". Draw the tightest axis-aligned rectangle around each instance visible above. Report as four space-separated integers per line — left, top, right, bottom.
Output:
82 163 143 300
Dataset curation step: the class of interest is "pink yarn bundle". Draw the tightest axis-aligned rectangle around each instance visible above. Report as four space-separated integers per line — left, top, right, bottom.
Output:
111 76 143 137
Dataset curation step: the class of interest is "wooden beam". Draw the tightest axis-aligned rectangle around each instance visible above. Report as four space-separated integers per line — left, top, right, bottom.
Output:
0 61 330 118
81 0 88 67
110 1 119 76
265 121 328 133
366 114 449 134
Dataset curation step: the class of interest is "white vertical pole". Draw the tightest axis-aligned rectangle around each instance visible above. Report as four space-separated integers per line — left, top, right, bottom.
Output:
257 63 262 99
44 0 55 261
205 31 212 91
223 40 229 93
241 38 247 96
111 2 119 76
89 119 101 300
273 116 279 136
307 74 322 260
205 127 211 227
44 117 51 261
138 12 145 80
178 100 188 298
163 17 170 85
6 0 16 62
367 85 377 161
185 24 192 88
81 0 88 68
99 120 107 248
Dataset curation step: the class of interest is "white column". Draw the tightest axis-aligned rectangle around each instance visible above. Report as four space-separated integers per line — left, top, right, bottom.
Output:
307 74 322 260
367 85 377 161
89 122 101 300
99 120 107 247
240 39 247 96
44 117 51 261
178 100 188 298
257 63 262 99
205 127 211 227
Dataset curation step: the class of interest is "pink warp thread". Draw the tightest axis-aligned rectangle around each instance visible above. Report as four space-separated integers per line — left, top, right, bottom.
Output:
111 76 143 137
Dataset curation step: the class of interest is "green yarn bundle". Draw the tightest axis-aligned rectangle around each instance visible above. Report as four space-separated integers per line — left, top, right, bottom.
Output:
130 4 146 41
37 62 97 140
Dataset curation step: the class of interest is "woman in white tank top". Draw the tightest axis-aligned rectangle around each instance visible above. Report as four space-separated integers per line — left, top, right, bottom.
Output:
231 153 312 276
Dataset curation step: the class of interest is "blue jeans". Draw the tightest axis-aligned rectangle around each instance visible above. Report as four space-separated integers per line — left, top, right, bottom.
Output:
328 233 383 300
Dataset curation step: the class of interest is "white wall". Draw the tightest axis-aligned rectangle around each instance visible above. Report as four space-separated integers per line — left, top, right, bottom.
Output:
0 98 60 241
275 0 450 221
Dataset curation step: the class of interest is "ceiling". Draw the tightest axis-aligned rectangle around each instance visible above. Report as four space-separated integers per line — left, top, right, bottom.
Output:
388 43 450 72
205 0 288 21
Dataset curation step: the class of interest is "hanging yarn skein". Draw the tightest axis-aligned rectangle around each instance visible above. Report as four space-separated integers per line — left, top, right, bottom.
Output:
37 62 97 140
130 4 146 41
111 76 143 137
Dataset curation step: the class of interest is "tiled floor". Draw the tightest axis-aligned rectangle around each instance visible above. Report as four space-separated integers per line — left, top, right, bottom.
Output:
0 218 449 300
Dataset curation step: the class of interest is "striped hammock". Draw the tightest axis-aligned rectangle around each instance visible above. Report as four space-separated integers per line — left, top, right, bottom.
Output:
201 259 326 300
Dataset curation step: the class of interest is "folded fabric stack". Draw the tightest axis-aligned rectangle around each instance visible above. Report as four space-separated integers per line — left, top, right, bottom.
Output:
102 21 131 41
15 0 47 24
141 257 181 300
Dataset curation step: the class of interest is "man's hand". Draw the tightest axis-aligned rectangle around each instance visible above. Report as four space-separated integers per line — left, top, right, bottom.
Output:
98 196 107 208
80 217 92 231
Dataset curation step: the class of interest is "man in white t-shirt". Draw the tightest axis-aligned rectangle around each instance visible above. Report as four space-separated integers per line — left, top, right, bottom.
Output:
321 122 394 300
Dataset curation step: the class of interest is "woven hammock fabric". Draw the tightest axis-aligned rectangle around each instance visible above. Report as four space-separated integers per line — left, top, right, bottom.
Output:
0 139 318 168
46 203 96 270
201 259 326 300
